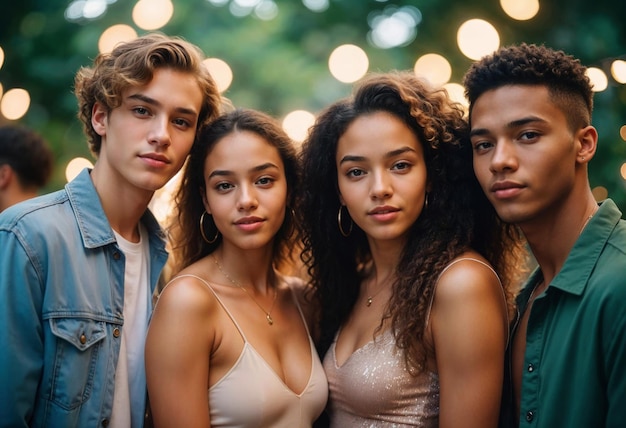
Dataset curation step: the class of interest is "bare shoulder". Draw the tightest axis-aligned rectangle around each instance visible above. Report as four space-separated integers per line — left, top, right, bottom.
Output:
434 251 501 303
155 268 219 317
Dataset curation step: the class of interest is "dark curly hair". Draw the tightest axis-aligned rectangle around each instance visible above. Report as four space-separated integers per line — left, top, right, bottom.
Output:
0 125 53 189
463 43 593 132
169 108 300 275
74 32 221 156
299 71 526 371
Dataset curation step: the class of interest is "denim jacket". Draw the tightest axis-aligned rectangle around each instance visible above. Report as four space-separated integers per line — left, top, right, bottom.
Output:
0 168 168 428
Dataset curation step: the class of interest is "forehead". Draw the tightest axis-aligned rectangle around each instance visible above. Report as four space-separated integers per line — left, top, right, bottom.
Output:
470 85 565 130
206 130 283 169
338 111 422 155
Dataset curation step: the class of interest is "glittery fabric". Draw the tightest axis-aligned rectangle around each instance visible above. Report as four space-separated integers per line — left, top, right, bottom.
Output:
323 329 439 427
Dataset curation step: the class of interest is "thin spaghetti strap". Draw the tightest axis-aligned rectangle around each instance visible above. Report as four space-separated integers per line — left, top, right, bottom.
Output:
286 282 312 338
425 258 509 343
158 274 248 341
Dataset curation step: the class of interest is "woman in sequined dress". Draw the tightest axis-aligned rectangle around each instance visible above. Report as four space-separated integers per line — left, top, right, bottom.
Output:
299 72 526 428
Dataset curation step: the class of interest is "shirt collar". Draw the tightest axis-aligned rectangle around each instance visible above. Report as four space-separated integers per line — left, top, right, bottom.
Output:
65 168 165 249
549 199 622 296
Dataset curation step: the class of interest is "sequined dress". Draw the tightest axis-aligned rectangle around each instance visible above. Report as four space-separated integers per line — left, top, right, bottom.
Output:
322 258 501 427
323 328 439 427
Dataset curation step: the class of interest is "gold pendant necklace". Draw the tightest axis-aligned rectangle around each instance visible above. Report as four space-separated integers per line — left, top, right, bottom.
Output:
365 274 393 307
212 255 277 325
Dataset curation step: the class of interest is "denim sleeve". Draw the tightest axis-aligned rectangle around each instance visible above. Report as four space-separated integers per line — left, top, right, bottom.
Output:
0 229 44 427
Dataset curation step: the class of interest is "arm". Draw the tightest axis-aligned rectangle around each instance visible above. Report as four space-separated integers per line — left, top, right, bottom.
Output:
429 258 507 428
0 230 44 427
145 276 215 428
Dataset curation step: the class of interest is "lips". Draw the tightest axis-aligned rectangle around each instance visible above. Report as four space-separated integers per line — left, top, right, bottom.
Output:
139 153 171 164
368 206 400 215
490 181 524 198
234 216 264 225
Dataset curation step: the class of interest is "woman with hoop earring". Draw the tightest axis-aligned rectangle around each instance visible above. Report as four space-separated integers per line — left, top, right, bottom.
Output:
145 108 328 427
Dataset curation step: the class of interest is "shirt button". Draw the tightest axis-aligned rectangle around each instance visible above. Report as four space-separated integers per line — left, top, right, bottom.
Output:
79 334 87 344
113 251 121 260
101 419 109 427
526 411 534 422
113 328 121 338
527 363 535 372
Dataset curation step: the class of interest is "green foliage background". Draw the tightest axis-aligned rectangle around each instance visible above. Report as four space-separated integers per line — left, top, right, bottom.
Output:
0 0 625 210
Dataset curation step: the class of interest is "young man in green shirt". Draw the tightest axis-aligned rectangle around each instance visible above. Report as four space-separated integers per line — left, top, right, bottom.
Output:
463 43 626 428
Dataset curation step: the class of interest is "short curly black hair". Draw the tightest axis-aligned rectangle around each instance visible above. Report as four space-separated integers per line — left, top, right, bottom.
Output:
463 43 593 132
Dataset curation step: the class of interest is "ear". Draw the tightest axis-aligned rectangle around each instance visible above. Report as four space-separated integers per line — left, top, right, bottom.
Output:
91 102 108 137
576 125 598 165
338 192 345 206
0 164 12 189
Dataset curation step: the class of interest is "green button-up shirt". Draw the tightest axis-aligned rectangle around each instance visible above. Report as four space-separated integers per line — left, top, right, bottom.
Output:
514 199 626 428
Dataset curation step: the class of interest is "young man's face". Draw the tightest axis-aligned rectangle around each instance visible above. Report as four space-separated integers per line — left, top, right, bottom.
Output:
469 85 580 226
92 67 203 193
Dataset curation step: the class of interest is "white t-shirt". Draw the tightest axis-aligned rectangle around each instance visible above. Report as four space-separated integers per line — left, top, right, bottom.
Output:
110 224 150 428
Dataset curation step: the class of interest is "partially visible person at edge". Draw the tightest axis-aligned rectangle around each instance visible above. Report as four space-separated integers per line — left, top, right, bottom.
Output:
0 124 54 212
299 71 527 428
0 33 221 427
145 108 328 428
463 43 626 428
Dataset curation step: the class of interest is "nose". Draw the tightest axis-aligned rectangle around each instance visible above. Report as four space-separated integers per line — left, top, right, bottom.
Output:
370 169 393 200
237 183 259 211
148 116 171 148
489 139 518 173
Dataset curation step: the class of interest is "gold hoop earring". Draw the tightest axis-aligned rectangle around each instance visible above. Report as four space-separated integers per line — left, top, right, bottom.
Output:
337 205 353 237
424 192 429 210
200 211 219 244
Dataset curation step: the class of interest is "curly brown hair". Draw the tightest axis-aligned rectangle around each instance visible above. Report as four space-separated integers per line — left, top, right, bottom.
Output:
168 108 300 275
74 32 221 155
299 71 527 371
463 43 593 132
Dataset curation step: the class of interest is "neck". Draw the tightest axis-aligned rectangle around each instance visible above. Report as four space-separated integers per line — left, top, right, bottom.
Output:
212 245 276 293
90 166 153 242
522 193 598 284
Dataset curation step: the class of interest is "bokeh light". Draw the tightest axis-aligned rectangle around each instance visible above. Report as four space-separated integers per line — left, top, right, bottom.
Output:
1 88 31 120
611 60 626 84
254 0 278 20
414 53 451 88
65 157 94 182
203 58 233 93
282 110 315 143
620 125 626 141
592 186 609 201
302 0 328 12
621 164 626 181
65 0 110 21
98 25 138 54
368 6 421 49
443 83 468 109
0 46 4 70
457 19 500 60
328 44 369 83
500 0 540 21
587 67 608 92
132 0 174 30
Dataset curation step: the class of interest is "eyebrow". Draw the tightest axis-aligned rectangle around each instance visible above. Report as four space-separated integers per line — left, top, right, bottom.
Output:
470 115 548 138
339 146 417 164
127 93 198 117
208 162 280 179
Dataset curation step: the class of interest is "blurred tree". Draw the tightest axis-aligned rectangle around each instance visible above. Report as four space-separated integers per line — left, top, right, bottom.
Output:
0 0 624 209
